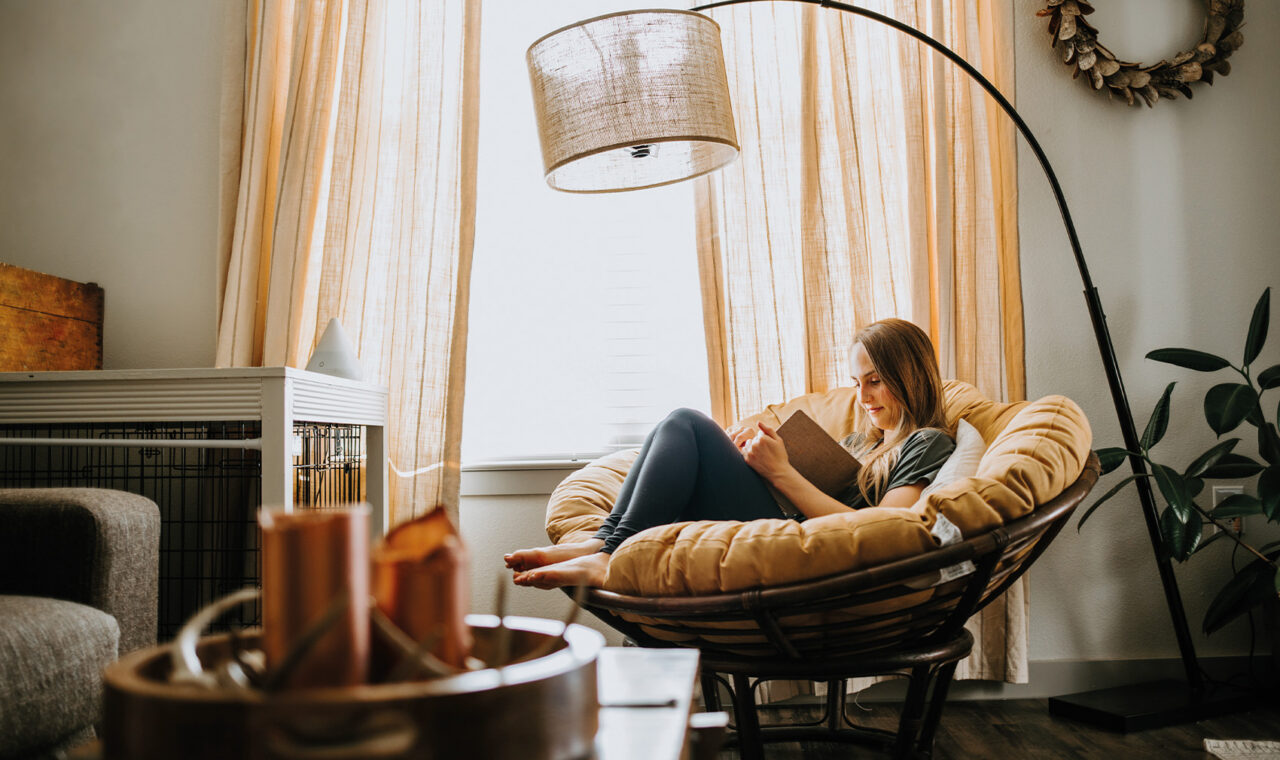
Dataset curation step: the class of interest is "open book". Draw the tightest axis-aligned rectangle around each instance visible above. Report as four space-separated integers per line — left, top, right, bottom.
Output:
769 409 862 516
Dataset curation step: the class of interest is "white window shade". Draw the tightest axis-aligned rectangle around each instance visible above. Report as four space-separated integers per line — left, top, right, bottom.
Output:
462 0 711 464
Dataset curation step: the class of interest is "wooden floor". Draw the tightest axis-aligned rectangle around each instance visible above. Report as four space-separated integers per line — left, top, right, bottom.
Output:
717 699 1280 759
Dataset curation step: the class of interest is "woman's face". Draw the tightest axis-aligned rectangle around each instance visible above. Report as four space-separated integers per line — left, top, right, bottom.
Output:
851 343 902 432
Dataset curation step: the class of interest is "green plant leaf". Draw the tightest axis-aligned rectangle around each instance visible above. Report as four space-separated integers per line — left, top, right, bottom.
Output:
1259 364 1280 391
1182 511 1203 559
1151 463 1193 522
1146 348 1232 372
1204 557 1279 634
1204 383 1259 436
1260 424 1280 466
1142 383 1177 450
1184 438 1240 478
1260 466 1280 521
1188 477 1205 498
1159 506 1201 562
1199 454 1265 479
1243 288 1270 366
1209 493 1263 519
1260 539 1280 554
1096 447 1138 475
1076 474 1145 531
1193 529 1229 555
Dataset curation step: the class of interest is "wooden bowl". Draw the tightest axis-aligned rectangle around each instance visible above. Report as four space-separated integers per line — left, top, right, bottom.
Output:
103 615 602 760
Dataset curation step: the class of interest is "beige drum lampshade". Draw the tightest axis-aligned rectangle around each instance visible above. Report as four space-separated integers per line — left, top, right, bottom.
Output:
527 10 739 193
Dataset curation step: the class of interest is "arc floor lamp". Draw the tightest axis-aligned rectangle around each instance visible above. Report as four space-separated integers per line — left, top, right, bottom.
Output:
525 0 1247 731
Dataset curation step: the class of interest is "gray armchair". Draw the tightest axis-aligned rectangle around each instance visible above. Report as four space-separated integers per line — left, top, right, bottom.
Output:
0 489 160 759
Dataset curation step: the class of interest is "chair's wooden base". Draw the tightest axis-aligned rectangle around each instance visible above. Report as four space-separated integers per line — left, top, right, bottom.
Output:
700 631 972 760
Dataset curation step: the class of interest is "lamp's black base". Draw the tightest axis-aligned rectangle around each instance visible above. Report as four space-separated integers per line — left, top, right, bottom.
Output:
1048 679 1261 733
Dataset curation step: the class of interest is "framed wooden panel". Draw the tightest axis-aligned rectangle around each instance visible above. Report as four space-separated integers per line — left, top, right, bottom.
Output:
0 262 103 370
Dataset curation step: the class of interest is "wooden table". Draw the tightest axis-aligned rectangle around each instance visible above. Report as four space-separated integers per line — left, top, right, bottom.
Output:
598 648 702 760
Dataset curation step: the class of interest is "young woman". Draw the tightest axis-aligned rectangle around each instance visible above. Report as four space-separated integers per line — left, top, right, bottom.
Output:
505 318 955 589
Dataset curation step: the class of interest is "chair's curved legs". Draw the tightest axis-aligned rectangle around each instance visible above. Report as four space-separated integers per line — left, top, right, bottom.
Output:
700 669 723 713
825 679 847 733
916 660 960 753
729 673 765 760
893 665 934 760
703 665 962 759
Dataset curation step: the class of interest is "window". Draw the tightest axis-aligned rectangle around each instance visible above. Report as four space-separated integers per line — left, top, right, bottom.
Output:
462 0 712 463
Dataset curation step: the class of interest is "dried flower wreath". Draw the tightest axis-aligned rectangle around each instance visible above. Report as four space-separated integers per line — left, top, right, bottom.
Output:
1038 0 1245 107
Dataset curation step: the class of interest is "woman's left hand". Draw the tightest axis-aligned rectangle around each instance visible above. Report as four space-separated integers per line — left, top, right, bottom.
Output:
741 422 793 482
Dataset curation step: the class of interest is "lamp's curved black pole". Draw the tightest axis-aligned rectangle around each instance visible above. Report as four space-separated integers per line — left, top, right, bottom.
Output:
691 0 1203 691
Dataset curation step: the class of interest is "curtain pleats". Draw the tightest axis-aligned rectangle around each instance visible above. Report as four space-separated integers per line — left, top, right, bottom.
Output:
698 0 1026 685
217 0 480 526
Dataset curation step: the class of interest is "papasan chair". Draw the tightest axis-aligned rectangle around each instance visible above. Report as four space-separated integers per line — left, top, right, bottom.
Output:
542 380 1098 759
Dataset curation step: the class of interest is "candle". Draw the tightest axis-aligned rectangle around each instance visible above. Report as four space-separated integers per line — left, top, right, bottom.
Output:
259 506 370 688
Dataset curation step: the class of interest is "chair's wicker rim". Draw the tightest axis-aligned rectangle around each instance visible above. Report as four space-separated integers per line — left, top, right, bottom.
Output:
582 452 1102 617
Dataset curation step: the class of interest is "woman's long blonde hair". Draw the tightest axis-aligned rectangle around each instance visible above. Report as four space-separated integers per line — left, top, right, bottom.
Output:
849 318 948 505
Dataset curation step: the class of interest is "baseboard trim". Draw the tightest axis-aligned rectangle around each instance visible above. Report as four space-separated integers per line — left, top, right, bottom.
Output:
761 656 1268 704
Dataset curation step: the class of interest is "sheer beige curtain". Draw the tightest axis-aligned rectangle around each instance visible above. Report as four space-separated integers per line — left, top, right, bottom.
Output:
217 0 481 526
697 0 1026 683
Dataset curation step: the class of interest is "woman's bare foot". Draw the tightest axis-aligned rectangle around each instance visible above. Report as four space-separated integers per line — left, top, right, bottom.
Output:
504 539 604 572
511 552 610 589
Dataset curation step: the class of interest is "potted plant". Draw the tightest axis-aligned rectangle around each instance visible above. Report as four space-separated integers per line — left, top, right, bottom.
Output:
1079 287 1278 640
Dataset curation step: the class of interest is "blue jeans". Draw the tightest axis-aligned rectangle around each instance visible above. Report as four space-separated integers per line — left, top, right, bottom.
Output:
593 408 787 554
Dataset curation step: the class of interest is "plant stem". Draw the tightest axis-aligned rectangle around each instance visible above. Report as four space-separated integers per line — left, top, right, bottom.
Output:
1236 365 1259 406
1193 503 1277 567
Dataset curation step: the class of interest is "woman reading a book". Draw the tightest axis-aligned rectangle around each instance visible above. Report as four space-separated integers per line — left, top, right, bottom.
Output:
506 318 955 589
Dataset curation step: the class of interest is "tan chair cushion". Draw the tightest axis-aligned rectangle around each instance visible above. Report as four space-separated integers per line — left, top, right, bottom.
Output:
544 380 1091 596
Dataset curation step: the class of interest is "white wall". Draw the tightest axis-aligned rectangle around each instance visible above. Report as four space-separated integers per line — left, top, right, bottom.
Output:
1014 2 1280 664
458 476 625 647
0 1 223 369
2 0 1277 673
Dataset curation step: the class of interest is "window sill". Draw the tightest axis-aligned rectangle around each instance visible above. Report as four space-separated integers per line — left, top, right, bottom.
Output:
462 458 598 472
460 458 592 497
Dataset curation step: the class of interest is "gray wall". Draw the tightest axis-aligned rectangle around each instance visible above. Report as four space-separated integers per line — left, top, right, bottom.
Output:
1 0 1277 675
0 0 222 369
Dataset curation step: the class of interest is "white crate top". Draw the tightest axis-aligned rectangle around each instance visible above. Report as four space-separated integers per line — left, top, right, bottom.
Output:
0 367 388 425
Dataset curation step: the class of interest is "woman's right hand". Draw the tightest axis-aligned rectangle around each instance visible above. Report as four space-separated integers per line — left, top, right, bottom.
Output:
741 422 794 482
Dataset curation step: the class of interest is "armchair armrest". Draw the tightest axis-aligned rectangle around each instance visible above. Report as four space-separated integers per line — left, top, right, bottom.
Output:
0 488 160 654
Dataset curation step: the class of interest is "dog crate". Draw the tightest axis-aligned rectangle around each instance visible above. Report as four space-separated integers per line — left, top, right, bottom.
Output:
0 368 388 639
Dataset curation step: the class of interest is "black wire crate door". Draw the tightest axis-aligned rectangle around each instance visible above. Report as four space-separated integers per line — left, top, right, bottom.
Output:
0 420 366 640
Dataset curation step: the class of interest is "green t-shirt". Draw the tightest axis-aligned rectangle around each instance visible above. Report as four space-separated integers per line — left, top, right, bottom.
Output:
836 427 955 510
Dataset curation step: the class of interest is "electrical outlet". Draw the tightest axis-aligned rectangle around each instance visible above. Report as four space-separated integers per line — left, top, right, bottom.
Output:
1209 485 1245 536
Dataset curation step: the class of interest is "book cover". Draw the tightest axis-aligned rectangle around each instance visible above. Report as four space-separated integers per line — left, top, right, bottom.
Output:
770 409 862 515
